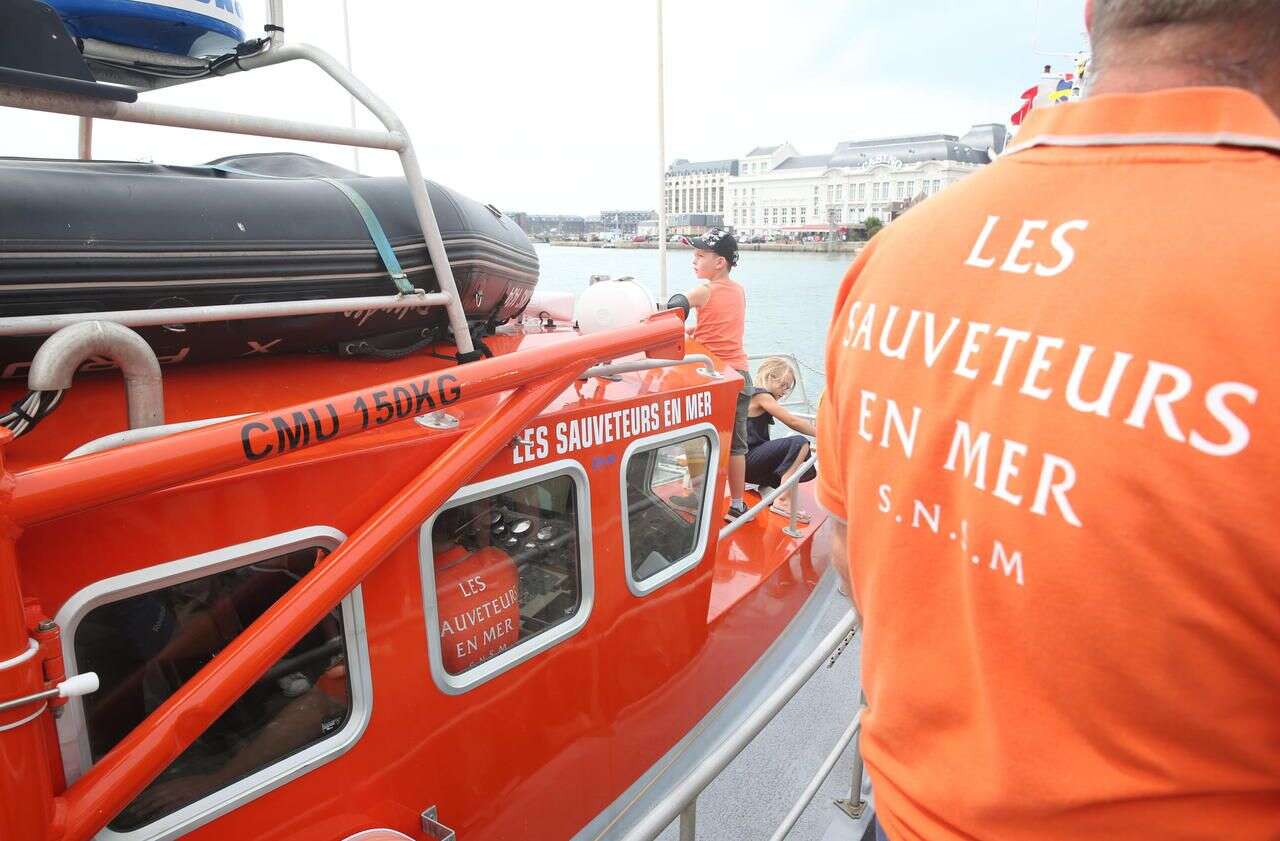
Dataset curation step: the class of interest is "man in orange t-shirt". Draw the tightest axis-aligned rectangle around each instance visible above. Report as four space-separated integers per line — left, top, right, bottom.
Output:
817 3 1280 839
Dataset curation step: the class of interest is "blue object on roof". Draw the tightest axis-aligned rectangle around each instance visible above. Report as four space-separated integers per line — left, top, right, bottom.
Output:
45 0 247 57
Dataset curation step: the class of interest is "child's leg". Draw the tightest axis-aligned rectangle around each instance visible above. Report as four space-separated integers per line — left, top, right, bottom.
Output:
726 369 752 518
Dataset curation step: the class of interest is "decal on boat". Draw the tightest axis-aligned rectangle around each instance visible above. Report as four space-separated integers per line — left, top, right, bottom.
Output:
511 389 714 465
239 373 463 460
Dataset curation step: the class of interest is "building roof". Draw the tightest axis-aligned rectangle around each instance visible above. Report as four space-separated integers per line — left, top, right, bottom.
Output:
745 145 780 157
959 123 1009 156
829 132 990 167
667 158 738 176
774 154 834 170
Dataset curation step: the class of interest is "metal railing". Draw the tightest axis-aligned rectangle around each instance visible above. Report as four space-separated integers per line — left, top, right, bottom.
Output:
0 26 475 355
582 354 719 380
616 609 860 841
720 451 817 540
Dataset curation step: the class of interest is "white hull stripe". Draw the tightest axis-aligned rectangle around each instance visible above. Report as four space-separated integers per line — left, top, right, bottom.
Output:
1005 131 1280 156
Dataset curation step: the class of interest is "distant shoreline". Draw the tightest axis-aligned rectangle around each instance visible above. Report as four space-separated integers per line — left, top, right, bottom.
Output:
542 240 867 254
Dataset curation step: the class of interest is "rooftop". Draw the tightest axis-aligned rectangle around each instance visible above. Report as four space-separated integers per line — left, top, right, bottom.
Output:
829 132 991 166
745 145 781 157
774 154 835 170
667 158 739 176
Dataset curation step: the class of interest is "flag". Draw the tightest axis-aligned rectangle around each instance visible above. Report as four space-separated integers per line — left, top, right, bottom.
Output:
1011 85 1038 126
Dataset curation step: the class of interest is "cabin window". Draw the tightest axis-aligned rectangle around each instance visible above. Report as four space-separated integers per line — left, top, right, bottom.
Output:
423 461 593 692
621 424 720 595
57 527 370 839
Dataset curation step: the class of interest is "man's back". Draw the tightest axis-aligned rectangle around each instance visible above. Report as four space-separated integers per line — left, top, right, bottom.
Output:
817 87 1280 840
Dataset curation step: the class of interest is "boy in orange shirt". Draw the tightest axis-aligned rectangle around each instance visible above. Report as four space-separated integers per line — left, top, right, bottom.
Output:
681 229 751 520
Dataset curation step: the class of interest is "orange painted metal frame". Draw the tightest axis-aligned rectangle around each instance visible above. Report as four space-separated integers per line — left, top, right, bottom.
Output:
12 311 685 528
0 313 688 841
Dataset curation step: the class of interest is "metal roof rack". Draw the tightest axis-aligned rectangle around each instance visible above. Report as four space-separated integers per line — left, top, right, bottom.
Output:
0 0 476 358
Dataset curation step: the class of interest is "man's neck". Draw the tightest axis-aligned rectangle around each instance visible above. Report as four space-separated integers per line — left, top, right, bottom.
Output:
1089 30 1278 112
708 271 732 284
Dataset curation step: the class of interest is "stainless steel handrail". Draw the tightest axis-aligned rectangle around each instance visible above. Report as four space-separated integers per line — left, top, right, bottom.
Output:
581 354 719 380
616 609 860 841
0 293 449 337
768 710 862 841
719 451 818 540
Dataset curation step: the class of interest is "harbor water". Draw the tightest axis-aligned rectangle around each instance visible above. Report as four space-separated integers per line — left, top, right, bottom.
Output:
534 244 854 402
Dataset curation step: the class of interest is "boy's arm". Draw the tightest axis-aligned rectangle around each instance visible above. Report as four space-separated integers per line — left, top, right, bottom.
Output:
685 283 711 308
682 283 710 336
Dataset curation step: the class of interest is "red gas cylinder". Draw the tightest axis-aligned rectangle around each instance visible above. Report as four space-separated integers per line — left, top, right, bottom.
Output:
434 545 520 673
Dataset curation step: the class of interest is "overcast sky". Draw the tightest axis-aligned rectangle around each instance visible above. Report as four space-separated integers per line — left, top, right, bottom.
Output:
0 1 1089 215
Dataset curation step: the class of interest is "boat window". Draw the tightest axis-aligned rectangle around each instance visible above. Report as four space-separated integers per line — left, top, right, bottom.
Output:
67 535 365 835
621 424 719 595
427 466 588 685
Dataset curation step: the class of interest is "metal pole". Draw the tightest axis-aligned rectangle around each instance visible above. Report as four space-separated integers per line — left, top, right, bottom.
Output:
782 481 802 538
834 691 869 820
0 292 449 336
678 800 696 841
719 452 817 540
77 116 92 160
0 431 56 841
656 0 668 301
341 0 361 173
0 86 403 150
768 711 862 841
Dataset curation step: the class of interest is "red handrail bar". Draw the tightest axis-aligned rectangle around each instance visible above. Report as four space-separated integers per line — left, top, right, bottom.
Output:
12 311 686 527
57 370 583 841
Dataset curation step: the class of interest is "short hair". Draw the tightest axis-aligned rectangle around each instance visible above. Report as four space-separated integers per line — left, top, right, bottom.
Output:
1091 0 1280 51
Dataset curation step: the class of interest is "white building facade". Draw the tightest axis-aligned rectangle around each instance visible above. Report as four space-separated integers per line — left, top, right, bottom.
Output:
664 158 738 217
723 125 1006 238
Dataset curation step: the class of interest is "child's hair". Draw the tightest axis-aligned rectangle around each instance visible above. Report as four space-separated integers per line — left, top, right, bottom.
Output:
756 357 797 393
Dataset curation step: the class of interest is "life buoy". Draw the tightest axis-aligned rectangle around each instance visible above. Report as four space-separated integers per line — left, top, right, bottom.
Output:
434 545 520 673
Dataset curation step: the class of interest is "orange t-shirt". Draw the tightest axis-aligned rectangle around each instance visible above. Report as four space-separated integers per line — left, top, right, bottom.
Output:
691 276 748 370
817 88 1280 841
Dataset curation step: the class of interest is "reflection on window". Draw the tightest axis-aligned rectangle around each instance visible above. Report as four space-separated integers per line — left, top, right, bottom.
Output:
431 474 581 675
625 436 712 583
74 548 351 832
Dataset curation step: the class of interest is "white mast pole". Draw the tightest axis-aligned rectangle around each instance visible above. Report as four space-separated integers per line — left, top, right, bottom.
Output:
656 0 668 302
341 0 360 172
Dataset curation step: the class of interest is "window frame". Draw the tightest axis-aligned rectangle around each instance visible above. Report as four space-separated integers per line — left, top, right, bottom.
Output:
619 422 721 597
419 459 594 695
53 526 372 841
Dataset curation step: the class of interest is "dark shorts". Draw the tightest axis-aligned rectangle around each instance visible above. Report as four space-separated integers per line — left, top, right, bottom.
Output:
731 368 752 456
745 434 816 487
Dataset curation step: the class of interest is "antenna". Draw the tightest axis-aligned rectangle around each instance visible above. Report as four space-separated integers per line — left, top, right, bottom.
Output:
1031 0 1087 60
341 0 360 173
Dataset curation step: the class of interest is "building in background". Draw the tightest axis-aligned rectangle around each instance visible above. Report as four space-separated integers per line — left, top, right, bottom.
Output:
510 214 589 238
664 159 738 217
665 213 722 237
599 210 655 235
721 125 1006 239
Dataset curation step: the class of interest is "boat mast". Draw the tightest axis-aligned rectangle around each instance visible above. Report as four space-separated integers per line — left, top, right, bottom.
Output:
656 0 667 301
